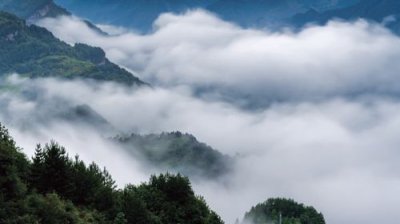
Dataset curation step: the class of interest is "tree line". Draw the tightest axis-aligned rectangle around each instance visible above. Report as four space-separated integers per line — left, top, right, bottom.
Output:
0 123 223 224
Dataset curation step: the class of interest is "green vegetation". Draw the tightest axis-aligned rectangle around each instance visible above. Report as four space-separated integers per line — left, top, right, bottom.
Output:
0 11 145 85
243 198 325 224
115 132 233 178
0 123 223 224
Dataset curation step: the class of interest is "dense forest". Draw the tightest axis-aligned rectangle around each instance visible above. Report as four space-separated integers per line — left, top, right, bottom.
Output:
114 132 233 179
0 121 327 224
0 123 223 224
0 11 145 86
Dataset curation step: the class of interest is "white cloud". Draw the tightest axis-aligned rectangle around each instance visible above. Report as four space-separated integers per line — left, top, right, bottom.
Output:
96 24 132 36
2 76 400 224
38 11 400 104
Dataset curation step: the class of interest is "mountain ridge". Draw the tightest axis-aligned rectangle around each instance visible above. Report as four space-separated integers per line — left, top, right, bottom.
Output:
290 0 400 33
114 131 233 179
53 0 359 32
0 11 146 86
0 0 69 23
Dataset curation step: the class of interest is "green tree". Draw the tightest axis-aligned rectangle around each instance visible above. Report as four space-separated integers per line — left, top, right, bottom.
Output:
29 141 75 199
243 198 325 224
0 124 29 199
0 123 224 224
126 173 224 224
30 144 118 218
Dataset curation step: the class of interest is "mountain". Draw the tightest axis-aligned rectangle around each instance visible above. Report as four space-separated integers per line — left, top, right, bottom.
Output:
0 11 145 85
56 0 400 34
206 0 358 28
0 0 106 35
242 198 325 224
54 0 358 32
55 0 216 32
0 123 223 224
114 132 233 179
0 0 70 23
291 0 400 33
58 104 115 131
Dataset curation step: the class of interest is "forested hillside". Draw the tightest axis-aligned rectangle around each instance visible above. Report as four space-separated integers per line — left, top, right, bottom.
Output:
0 123 223 224
243 198 325 224
115 132 233 179
0 11 145 85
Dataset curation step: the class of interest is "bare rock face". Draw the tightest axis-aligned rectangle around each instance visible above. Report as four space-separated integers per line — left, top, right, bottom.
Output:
27 1 70 24
0 0 70 24
27 4 51 23
5 31 18 41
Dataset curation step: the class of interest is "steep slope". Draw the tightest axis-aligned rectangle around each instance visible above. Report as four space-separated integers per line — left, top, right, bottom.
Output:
291 0 400 33
0 12 145 85
114 132 233 179
0 0 106 35
0 0 70 23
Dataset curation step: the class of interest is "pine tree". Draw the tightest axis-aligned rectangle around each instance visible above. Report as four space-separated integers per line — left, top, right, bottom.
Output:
29 142 75 199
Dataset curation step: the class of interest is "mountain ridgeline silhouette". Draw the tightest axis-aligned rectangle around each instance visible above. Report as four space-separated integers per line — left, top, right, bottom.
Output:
291 0 400 33
53 0 358 32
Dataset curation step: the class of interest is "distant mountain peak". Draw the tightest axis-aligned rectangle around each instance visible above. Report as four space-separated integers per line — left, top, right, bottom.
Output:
0 0 69 22
26 0 70 24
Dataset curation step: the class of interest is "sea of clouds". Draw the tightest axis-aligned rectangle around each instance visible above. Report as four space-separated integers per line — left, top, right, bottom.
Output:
1 9 400 224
